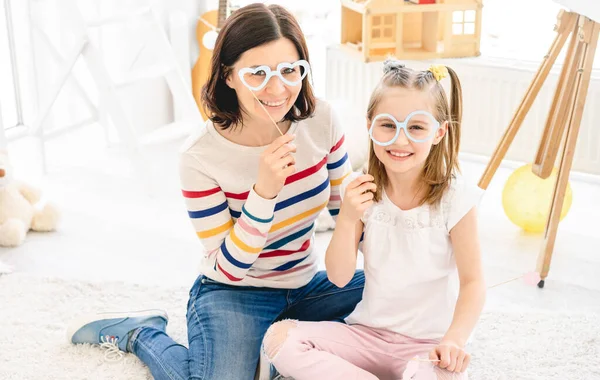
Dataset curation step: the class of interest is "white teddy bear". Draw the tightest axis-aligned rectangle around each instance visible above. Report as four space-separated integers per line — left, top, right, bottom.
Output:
0 151 60 248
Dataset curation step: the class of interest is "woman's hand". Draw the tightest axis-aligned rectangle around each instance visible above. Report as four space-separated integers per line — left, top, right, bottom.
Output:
338 174 376 224
429 341 470 373
254 134 297 199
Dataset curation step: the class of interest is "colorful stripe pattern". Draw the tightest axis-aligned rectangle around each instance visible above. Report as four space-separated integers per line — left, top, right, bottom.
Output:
180 103 353 285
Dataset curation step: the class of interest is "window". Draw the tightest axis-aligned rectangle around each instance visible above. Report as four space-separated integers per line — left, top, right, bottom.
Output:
452 10 476 35
371 14 395 41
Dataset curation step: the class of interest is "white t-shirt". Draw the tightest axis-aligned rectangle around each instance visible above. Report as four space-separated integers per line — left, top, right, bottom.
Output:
344 176 485 340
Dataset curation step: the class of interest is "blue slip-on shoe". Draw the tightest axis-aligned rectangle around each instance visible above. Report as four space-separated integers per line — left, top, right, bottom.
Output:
66 309 168 359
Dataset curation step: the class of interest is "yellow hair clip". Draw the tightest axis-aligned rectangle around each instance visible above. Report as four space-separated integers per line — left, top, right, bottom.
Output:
428 65 448 81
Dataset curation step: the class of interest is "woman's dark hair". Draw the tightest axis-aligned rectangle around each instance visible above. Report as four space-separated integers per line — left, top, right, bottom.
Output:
201 3 316 130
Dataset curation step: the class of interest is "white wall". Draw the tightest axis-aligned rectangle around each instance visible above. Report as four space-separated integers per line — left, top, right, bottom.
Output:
0 0 211 139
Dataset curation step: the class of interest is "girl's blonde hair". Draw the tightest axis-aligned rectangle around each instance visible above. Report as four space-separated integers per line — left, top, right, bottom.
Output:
366 59 463 206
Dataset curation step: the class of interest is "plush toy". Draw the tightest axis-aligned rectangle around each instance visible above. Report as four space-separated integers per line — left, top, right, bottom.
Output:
0 151 60 247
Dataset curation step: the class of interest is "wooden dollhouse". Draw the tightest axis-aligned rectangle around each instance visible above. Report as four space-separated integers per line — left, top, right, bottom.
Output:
341 0 483 62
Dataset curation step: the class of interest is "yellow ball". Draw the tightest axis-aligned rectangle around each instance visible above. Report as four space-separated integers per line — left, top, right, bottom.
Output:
502 164 573 233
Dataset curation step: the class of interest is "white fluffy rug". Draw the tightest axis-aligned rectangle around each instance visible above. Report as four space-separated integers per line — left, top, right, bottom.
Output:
0 273 598 380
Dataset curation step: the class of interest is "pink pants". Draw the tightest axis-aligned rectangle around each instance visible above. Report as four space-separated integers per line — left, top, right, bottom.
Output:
267 321 468 380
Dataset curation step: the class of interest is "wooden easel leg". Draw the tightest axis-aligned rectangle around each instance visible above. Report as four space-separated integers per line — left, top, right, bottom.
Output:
536 19 600 288
478 11 577 189
532 17 581 179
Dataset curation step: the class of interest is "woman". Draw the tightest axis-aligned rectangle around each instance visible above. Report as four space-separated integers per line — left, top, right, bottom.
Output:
67 3 364 380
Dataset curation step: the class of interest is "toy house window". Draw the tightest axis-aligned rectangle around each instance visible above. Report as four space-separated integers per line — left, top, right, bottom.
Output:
452 10 476 35
371 15 395 40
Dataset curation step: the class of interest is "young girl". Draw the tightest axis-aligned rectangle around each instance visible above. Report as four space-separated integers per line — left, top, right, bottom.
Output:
262 59 486 380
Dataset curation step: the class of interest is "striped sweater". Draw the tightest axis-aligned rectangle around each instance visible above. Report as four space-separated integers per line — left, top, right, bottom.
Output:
179 99 352 288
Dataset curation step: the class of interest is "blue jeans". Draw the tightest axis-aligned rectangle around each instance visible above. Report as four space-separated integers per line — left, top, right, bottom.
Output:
129 270 364 380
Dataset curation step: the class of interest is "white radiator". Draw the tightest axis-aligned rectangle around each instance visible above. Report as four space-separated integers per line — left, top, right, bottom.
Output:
325 45 600 176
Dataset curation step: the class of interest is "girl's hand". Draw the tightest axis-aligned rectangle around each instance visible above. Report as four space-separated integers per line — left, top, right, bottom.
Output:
429 341 470 373
338 174 376 223
254 134 296 199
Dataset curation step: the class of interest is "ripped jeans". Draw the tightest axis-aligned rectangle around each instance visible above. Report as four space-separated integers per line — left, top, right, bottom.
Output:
128 270 364 380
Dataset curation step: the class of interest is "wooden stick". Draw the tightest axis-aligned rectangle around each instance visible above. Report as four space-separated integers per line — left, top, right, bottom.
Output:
249 91 284 136
478 11 576 189
533 16 581 179
537 18 599 281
